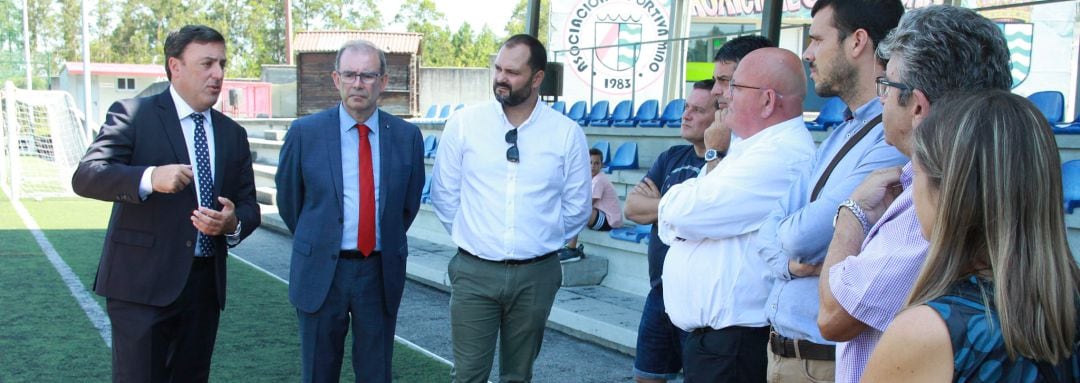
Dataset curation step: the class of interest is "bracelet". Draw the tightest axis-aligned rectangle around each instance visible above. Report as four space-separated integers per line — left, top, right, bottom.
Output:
834 199 871 235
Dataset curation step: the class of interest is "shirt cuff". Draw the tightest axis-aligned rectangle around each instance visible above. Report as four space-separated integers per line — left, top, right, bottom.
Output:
138 166 156 200
226 220 242 246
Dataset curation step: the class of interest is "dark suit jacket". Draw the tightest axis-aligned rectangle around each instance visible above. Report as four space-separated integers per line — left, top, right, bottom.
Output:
276 107 424 316
71 89 260 309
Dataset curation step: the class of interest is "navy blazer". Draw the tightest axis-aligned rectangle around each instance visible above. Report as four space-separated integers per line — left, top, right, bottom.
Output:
71 89 260 308
276 107 424 316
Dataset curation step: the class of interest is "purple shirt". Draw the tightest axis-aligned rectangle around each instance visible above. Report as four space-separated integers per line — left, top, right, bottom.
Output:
828 162 929 383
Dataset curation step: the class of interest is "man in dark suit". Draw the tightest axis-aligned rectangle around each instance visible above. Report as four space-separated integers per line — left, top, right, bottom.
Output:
275 40 425 383
71 25 260 382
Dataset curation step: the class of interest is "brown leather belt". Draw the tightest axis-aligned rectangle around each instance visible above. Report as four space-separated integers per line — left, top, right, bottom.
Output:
458 247 557 265
339 250 381 259
769 330 835 361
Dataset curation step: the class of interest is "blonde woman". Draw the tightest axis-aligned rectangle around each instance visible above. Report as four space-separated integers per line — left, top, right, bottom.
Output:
862 90 1080 382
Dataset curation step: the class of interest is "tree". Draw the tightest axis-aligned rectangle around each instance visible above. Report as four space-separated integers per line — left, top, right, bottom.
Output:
294 0 382 31
505 0 549 47
394 0 454 67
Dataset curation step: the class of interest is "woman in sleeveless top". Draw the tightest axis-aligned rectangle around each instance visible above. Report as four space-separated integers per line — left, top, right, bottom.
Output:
862 90 1080 382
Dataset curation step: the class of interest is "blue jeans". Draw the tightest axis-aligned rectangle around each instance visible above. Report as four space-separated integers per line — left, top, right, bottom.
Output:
634 284 689 380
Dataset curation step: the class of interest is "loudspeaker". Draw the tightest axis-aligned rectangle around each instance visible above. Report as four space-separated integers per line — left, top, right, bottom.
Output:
539 62 563 97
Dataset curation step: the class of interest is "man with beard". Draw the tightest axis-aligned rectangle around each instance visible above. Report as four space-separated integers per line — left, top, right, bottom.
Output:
276 40 425 382
430 34 591 383
753 0 906 381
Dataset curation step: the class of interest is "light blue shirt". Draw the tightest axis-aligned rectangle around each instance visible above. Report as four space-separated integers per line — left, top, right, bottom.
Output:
339 104 382 251
756 99 908 343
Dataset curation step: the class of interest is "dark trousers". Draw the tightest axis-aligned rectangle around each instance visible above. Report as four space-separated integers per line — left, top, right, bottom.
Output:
298 254 394 383
684 325 769 383
106 257 220 383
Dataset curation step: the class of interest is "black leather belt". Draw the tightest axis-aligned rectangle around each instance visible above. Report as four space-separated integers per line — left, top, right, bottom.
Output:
769 330 835 361
458 247 557 265
340 250 381 259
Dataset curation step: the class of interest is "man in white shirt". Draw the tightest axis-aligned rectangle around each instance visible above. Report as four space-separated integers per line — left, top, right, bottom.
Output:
430 34 592 383
659 47 817 383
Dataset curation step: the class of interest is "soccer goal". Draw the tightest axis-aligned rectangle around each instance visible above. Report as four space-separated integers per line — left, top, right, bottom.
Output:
1 81 92 200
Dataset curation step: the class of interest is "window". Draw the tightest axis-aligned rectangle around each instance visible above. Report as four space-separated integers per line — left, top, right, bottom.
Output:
117 78 135 90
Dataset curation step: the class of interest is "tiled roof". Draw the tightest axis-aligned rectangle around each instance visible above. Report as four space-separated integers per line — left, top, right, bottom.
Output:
293 31 422 54
62 62 166 77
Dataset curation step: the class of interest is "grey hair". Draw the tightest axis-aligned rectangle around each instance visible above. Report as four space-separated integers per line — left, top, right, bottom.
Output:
875 5 1012 105
334 40 387 74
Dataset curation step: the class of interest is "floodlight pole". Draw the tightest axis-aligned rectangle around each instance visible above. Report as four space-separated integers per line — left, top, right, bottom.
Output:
23 0 31 90
82 0 93 132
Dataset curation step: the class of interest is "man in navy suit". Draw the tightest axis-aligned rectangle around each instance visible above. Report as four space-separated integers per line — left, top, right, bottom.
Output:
276 40 425 383
72 25 260 382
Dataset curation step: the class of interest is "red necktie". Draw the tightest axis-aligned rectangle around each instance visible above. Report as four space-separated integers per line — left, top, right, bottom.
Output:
357 123 376 256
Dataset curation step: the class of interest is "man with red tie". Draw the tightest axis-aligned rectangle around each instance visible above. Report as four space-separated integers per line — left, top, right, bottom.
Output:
276 40 425 383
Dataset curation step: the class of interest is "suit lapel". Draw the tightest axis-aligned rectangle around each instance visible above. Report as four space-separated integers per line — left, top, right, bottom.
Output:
326 108 345 210
210 110 227 198
156 91 191 165
377 110 391 222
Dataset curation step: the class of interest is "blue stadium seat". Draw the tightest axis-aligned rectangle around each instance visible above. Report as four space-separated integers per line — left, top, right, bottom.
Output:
641 99 680 127
1055 111 1080 134
551 101 566 115
663 99 686 127
583 101 610 127
421 175 433 204
591 141 610 165
423 135 438 158
805 97 846 131
454 103 465 111
605 142 638 172
422 104 438 119
615 99 659 127
607 100 634 127
1029 90 1064 125
566 101 588 124
437 105 452 120
1064 160 1080 214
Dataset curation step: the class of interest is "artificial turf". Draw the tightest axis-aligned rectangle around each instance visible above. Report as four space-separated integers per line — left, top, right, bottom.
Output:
0 195 450 382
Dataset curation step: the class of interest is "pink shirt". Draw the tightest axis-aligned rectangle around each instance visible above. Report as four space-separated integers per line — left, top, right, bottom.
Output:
591 172 623 228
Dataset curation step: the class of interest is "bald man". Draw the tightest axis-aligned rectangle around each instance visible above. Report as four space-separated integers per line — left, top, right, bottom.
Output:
657 48 817 383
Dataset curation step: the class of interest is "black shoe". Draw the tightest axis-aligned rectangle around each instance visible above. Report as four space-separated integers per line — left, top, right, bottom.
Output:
559 246 583 263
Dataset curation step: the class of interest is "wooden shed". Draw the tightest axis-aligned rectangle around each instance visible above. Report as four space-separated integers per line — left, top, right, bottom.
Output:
294 31 422 117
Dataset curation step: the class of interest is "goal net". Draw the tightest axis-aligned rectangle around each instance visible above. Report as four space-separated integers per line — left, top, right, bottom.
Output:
1 81 92 200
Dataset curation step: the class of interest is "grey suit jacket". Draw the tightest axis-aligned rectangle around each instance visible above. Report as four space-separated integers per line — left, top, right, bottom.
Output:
276 107 424 316
71 89 260 308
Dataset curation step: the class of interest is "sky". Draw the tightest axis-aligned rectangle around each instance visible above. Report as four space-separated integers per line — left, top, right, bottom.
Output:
376 0 519 33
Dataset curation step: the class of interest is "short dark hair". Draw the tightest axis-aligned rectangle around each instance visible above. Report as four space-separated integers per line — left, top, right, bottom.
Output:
713 35 774 63
693 79 715 91
589 148 602 157
164 25 225 80
503 34 547 73
812 0 904 48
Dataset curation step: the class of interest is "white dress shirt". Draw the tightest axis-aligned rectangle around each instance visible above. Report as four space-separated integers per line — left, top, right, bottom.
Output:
430 99 592 261
660 116 816 332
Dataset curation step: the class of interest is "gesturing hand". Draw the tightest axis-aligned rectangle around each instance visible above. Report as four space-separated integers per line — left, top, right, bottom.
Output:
192 197 239 236
151 164 194 193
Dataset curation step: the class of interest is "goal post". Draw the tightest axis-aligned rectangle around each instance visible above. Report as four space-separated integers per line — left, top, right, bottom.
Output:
1 81 92 200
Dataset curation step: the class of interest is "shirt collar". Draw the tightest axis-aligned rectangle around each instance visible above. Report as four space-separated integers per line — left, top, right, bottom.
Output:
339 103 380 134
901 161 915 188
494 97 542 130
168 85 206 122
850 98 883 123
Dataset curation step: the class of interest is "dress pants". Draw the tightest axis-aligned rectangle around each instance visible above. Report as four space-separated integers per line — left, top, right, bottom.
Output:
683 325 769 383
767 352 835 383
106 257 220 383
298 254 393 383
448 251 562 383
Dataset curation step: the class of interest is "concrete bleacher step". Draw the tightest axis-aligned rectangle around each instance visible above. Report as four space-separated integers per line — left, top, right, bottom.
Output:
257 204 645 356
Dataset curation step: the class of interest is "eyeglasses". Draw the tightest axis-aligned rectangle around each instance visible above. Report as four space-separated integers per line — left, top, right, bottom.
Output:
728 82 763 93
505 128 519 163
876 76 912 98
338 71 383 85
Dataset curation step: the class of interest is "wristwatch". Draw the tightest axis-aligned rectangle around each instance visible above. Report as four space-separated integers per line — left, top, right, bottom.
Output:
704 148 725 162
834 199 871 235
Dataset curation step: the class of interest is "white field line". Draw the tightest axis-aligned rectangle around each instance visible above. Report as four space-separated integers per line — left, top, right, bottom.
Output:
228 252 455 368
10 198 112 347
